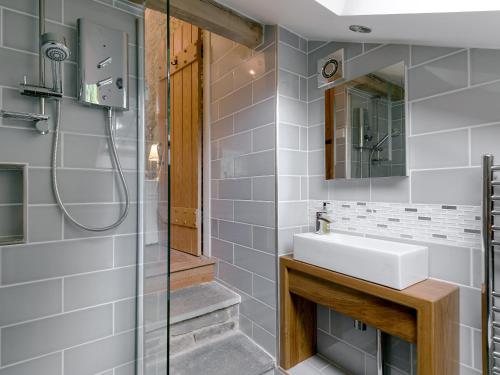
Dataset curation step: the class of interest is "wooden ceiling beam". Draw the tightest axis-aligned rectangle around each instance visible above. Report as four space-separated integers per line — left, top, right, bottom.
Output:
132 0 263 49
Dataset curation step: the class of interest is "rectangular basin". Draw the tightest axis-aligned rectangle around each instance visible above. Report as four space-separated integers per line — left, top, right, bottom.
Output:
293 232 428 290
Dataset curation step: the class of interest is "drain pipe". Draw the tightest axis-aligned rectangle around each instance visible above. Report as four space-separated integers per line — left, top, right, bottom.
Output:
354 320 384 375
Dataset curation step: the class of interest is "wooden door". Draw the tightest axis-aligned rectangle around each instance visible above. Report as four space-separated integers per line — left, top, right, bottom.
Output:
167 18 202 256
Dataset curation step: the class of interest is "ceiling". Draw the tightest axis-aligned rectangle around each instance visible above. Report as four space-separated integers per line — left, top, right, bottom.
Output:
217 0 500 49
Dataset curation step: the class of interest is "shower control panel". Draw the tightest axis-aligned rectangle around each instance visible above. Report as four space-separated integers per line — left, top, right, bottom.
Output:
77 19 129 110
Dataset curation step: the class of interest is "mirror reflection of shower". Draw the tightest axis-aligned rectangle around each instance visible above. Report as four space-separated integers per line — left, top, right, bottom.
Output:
349 69 405 178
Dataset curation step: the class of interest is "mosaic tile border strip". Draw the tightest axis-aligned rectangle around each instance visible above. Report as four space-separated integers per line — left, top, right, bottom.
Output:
309 200 481 248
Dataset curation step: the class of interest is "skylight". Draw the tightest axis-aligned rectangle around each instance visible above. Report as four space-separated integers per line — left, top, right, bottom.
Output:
314 0 500 15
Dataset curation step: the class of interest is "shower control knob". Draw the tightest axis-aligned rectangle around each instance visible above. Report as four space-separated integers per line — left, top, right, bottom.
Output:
35 119 50 135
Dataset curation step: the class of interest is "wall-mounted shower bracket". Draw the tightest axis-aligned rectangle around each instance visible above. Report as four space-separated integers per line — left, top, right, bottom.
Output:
0 110 50 135
19 82 62 100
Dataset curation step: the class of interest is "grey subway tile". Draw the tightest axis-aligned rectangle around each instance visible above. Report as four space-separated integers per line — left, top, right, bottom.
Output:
211 116 233 140
218 178 252 200
234 201 275 227
28 205 62 243
330 310 377 356
253 70 276 103
279 150 307 175
408 51 467 100
235 150 275 177
211 238 234 263
278 69 299 99
317 304 330 332
234 98 275 133
219 84 252 118
1 304 112 365
370 177 409 203
64 266 136 310
316 330 364 375
279 176 301 201
252 323 276 356
252 274 276 307
218 261 252 295
63 330 135 375
279 96 307 126
471 123 500 166
252 226 275 254
114 298 136 334
330 178 370 201
309 176 329 201
218 220 253 247
278 202 308 227
428 243 470 285
279 123 300 150
240 293 276 334
211 199 234 221
460 286 481 329
0 353 61 375
253 123 276 152
470 48 500 85
219 132 252 159
279 43 307 77
234 245 275 280
252 176 275 201
411 45 462 66
1 237 113 284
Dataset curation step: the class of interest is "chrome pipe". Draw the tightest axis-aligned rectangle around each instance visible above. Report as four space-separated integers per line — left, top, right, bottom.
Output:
38 0 46 117
483 154 494 375
377 329 384 375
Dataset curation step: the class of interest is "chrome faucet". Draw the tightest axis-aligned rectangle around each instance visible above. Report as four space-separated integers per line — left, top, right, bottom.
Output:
315 202 333 235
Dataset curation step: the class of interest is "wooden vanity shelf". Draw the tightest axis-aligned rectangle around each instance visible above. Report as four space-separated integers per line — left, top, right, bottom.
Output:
280 255 459 374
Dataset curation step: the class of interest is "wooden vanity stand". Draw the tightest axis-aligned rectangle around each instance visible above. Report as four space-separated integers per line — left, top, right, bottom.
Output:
280 256 459 374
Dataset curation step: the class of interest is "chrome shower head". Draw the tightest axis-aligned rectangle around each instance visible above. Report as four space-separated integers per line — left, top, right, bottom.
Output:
41 32 70 62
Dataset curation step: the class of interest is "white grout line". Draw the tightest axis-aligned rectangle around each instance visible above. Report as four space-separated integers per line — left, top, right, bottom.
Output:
409 48 467 70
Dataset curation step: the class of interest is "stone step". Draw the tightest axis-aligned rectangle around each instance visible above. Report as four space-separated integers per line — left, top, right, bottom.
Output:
170 332 275 375
170 281 241 355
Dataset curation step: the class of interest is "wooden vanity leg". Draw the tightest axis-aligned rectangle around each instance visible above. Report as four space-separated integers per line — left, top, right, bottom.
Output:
280 263 316 370
416 289 459 374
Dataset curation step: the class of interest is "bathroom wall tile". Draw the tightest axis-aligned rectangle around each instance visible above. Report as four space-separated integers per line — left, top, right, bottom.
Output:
28 205 62 243
0 47 38 88
63 134 136 171
211 116 234 141
411 168 481 205
253 274 276 307
218 220 253 247
316 330 364 375
253 70 276 103
114 298 136 334
301 176 308 200
252 323 276 356
382 335 411 373
411 45 462 66
29 168 114 204
219 84 252 118
308 98 325 126
408 51 467 100
279 43 307 77
0 353 62 375
279 176 301 201
63 330 135 375
370 177 409 203
347 44 409 80
308 125 324 151
279 27 301 49
240 293 276 334
308 41 327 53
307 76 323 102
0 279 61 327
308 150 325 176
279 150 307 175
409 129 469 169
472 329 481 370
114 235 137 267
329 179 370 201
471 123 500 166
0 127 59 167
429 243 470 285
210 33 234 63
211 238 234 263
234 245 275 280
211 73 234 102
330 310 377 356
299 77 307 101
63 203 137 239
234 201 275 227
278 201 308 227
253 176 275 202
279 96 307 126
460 365 481 375
0 0 62 22
1 304 112 365
412 80 500 134
0 205 23 239
234 97 275 133
64 266 136 310
309 176 329 200
218 178 252 200
300 127 308 151
234 46 276 89
472 249 482 289
253 226 275 254
470 48 500 85
278 69 300 99
317 305 330 332
211 199 234 221
212 158 235 179
1 237 112 285
460 286 481 329
279 123 300 149
218 261 252 295
460 326 472 366
219 132 252 159
235 150 275 177
253 123 276 152
238 313 253 337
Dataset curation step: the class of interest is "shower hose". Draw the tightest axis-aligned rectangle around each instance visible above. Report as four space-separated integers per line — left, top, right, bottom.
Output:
51 100 130 232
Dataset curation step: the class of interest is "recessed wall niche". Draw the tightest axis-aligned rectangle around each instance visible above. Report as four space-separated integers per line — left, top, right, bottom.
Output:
0 164 27 245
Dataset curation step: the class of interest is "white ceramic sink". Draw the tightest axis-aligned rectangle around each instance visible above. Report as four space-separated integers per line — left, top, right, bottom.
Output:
293 232 428 290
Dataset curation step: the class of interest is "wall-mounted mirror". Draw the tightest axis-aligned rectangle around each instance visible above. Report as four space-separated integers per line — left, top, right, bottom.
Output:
325 61 407 179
